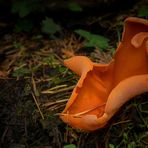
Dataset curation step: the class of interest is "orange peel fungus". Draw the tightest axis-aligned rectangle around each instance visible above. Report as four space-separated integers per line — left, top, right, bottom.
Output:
60 17 148 131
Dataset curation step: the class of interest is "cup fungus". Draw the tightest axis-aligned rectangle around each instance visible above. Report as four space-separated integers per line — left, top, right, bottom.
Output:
60 17 148 131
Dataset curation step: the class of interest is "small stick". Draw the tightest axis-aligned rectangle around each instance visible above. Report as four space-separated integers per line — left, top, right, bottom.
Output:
32 92 45 120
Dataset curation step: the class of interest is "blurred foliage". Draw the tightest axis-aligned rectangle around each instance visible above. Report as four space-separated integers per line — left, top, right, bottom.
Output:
11 1 32 17
75 29 109 50
9 0 82 34
11 0 44 18
138 7 148 17
67 2 83 12
41 17 61 35
109 144 115 148
63 144 77 148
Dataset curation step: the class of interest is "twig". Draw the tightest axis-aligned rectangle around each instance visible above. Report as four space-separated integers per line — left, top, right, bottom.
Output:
31 92 44 120
1 126 9 143
31 76 39 97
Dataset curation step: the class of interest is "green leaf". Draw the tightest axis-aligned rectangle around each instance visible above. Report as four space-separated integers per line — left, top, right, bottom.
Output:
75 29 91 39
128 142 136 148
12 67 31 77
41 17 61 35
138 7 148 17
68 2 83 12
11 1 31 17
75 29 109 50
127 144 132 148
109 144 115 148
64 144 76 148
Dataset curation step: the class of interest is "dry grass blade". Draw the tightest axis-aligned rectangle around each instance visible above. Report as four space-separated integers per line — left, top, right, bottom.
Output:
60 103 106 118
1 47 25 71
112 120 131 126
48 85 67 91
73 103 106 117
43 98 68 107
43 99 68 113
41 85 75 94
47 104 66 111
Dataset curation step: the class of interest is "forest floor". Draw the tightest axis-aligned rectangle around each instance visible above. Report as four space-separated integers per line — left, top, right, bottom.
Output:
0 1 148 148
